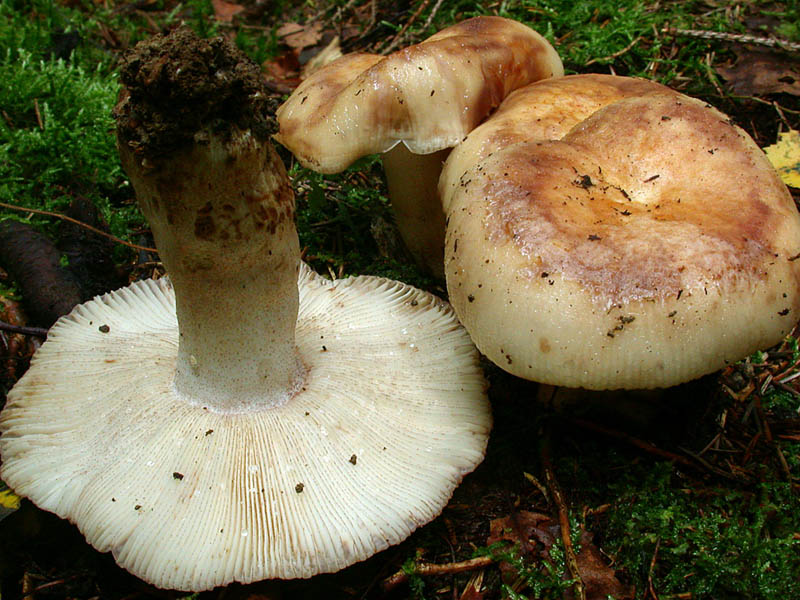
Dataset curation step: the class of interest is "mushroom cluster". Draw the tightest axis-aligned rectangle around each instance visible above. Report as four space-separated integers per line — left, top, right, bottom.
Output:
276 16 564 278
440 74 800 389
0 28 491 591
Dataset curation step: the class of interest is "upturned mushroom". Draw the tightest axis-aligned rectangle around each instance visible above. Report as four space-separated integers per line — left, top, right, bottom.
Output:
275 16 563 278
0 28 491 591
441 74 800 390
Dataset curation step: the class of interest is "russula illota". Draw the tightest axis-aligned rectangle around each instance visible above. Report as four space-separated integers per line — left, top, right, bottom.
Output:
275 16 563 278
441 74 800 390
0 28 491 591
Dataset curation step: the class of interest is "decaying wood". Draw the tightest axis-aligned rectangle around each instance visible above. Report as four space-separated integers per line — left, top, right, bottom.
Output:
0 220 82 327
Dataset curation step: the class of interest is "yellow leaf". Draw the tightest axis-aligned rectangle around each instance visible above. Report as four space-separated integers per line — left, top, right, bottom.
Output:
0 488 20 511
0 480 21 522
764 129 800 188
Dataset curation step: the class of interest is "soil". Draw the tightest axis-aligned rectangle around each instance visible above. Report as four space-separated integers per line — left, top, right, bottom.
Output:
115 26 272 160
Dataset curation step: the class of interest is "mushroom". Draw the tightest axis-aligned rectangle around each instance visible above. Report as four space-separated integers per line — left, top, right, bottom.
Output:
0 28 491 591
275 16 563 278
441 74 800 390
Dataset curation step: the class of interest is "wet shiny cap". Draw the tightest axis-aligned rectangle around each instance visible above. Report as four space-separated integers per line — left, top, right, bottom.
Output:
274 16 564 173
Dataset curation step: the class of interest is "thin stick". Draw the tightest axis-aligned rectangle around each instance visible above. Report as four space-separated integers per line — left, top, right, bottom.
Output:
421 0 446 32
585 36 641 66
382 0 430 54
33 98 44 130
569 417 696 468
523 471 549 502
647 537 661 600
0 201 157 253
541 429 585 600
381 556 494 591
662 27 800 52
0 321 48 338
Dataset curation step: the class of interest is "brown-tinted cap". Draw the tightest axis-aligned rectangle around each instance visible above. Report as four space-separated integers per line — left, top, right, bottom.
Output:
443 75 800 389
275 16 564 173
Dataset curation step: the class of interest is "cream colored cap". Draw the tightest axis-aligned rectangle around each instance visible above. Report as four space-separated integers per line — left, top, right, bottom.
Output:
0 263 490 590
443 76 800 389
440 74 678 212
275 16 563 173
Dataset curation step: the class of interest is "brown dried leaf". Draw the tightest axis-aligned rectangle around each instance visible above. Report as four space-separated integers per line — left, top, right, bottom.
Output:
0 295 40 386
277 22 323 50
489 510 555 551
211 0 244 23
717 49 800 96
263 50 302 92
488 511 633 600
488 511 558 583
567 534 633 600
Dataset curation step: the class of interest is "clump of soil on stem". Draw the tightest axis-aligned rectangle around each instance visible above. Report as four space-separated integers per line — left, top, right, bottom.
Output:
114 26 271 160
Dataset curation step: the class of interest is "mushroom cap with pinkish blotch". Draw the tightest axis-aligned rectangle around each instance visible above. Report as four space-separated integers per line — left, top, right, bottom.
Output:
440 74 679 213
274 16 564 173
442 75 800 389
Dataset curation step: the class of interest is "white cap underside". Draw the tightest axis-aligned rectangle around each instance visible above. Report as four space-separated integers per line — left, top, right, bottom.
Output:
0 264 489 590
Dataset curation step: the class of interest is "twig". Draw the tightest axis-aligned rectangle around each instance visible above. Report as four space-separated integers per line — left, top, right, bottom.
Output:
33 98 44 130
541 428 585 600
22 574 84 599
678 446 740 481
382 0 430 54
647 537 660 600
421 0 445 32
755 396 794 481
774 380 800 396
569 417 696 468
523 471 549 502
703 51 725 97
381 556 494 592
732 94 800 115
0 201 156 253
0 320 48 338
662 27 800 52
585 36 641 66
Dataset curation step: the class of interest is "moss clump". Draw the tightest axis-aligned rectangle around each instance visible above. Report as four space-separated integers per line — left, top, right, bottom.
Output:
604 463 800 599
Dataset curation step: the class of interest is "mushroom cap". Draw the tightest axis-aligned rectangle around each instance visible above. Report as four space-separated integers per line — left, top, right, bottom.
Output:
274 16 563 173
0 263 490 591
442 75 800 389
440 74 678 212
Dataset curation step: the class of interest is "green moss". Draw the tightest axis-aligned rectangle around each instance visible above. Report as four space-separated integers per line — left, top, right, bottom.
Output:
604 463 800 599
0 0 143 248
291 158 436 289
475 541 576 600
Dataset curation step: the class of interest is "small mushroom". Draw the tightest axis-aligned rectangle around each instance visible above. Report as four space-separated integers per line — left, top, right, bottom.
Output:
441 74 800 389
0 28 490 591
275 16 563 278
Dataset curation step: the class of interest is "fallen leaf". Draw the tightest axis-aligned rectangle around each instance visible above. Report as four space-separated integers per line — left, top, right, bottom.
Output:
0 479 21 522
277 22 323 50
764 129 800 188
211 0 244 22
263 50 302 92
488 510 633 600
717 49 800 96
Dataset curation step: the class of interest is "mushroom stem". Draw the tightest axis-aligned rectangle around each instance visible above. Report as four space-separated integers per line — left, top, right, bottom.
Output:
118 133 304 413
382 145 450 279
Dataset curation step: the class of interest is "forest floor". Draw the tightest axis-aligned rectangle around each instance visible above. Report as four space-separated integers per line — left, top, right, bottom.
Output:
0 0 799 599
